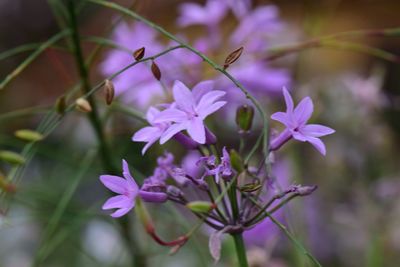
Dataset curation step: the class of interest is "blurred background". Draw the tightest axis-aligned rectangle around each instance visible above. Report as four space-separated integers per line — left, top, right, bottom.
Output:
1 0 400 267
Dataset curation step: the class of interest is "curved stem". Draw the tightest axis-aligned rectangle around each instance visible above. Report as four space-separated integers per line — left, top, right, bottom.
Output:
232 233 249 267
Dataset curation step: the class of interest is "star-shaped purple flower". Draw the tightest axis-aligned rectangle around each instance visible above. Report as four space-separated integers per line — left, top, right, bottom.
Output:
132 107 170 155
270 88 335 155
99 160 139 218
155 80 226 144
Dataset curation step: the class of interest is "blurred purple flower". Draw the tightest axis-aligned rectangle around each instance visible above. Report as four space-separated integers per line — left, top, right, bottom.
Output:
100 22 166 109
177 0 227 28
99 160 139 218
132 107 170 155
270 88 335 155
230 5 284 53
155 80 226 144
225 0 251 18
182 151 203 179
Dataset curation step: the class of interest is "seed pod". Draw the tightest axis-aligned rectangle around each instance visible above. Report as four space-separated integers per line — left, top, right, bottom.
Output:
223 46 243 69
14 129 44 142
0 150 25 165
240 180 262 193
151 61 161 80
186 201 216 213
133 47 145 61
104 79 115 105
235 105 254 133
55 95 66 115
75 98 92 113
229 149 244 173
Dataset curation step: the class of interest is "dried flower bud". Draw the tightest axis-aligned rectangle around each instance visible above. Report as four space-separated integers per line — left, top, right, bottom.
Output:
14 129 44 142
186 201 216 213
0 150 25 165
75 98 92 113
55 95 66 115
104 79 115 105
223 46 243 70
133 47 145 61
293 185 318 196
229 149 244 173
151 61 161 80
235 105 254 133
240 180 262 193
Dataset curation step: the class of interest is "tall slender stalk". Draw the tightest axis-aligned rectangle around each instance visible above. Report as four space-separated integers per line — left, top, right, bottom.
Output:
232 233 249 267
67 1 146 266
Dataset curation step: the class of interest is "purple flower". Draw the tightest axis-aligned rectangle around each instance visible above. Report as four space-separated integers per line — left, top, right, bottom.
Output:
198 147 233 183
100 22 166 109
224 0 251 18
177 0 227 28
270 88 335 155
155 80 226 144
99 160 139 218
230 5 284 53
132 107 170 155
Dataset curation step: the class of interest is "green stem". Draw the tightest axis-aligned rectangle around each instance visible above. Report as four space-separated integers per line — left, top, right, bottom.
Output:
232 233 249 267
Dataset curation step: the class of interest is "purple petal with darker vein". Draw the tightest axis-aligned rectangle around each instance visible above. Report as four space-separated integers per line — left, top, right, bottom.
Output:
293 97 313 125
139 190 168 203
100 175 126 194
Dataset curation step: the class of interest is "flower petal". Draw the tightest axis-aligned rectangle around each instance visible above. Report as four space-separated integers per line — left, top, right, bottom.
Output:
292 131 307 142
187 117 206 144
153 108 187 123
160 123 187 144
199 101 226 119
102 195 131 210
196 90 226 112
173 80 195 112
282 87 294 112
146 107 160 123
132 126 162 142
271 111 289 125
192 80 214 101
122 159 139 192
293 97 313 125
306 136 327 155
110 206 133 218
100 175 127 194
301 124 335 137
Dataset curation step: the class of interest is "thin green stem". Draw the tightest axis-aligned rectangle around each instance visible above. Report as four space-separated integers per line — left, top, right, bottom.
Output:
232 233 249 267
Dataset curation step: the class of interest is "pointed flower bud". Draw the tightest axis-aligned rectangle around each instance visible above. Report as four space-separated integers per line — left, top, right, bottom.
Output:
293 185 318 196
151 61 161 80
186 201 216 213
14 129 44 142
223 46 243 70
104 79 115 105
0 150 25 165
236 105 254 133
75 98 92 113
55 95 66 115
133 47 145 61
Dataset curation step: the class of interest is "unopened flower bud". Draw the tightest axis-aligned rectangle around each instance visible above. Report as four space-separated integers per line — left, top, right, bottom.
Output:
240 180 262 193
186 201 216 213
229 149 244 173
75 98 92 113
293 185 318 196
14 129 44 142
235 105 254 133
0 150 25 165
223 47 243 70
55 95 66 115
167 185 183 198
104 79 115 105
151 61 161 81
133 47 145 61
